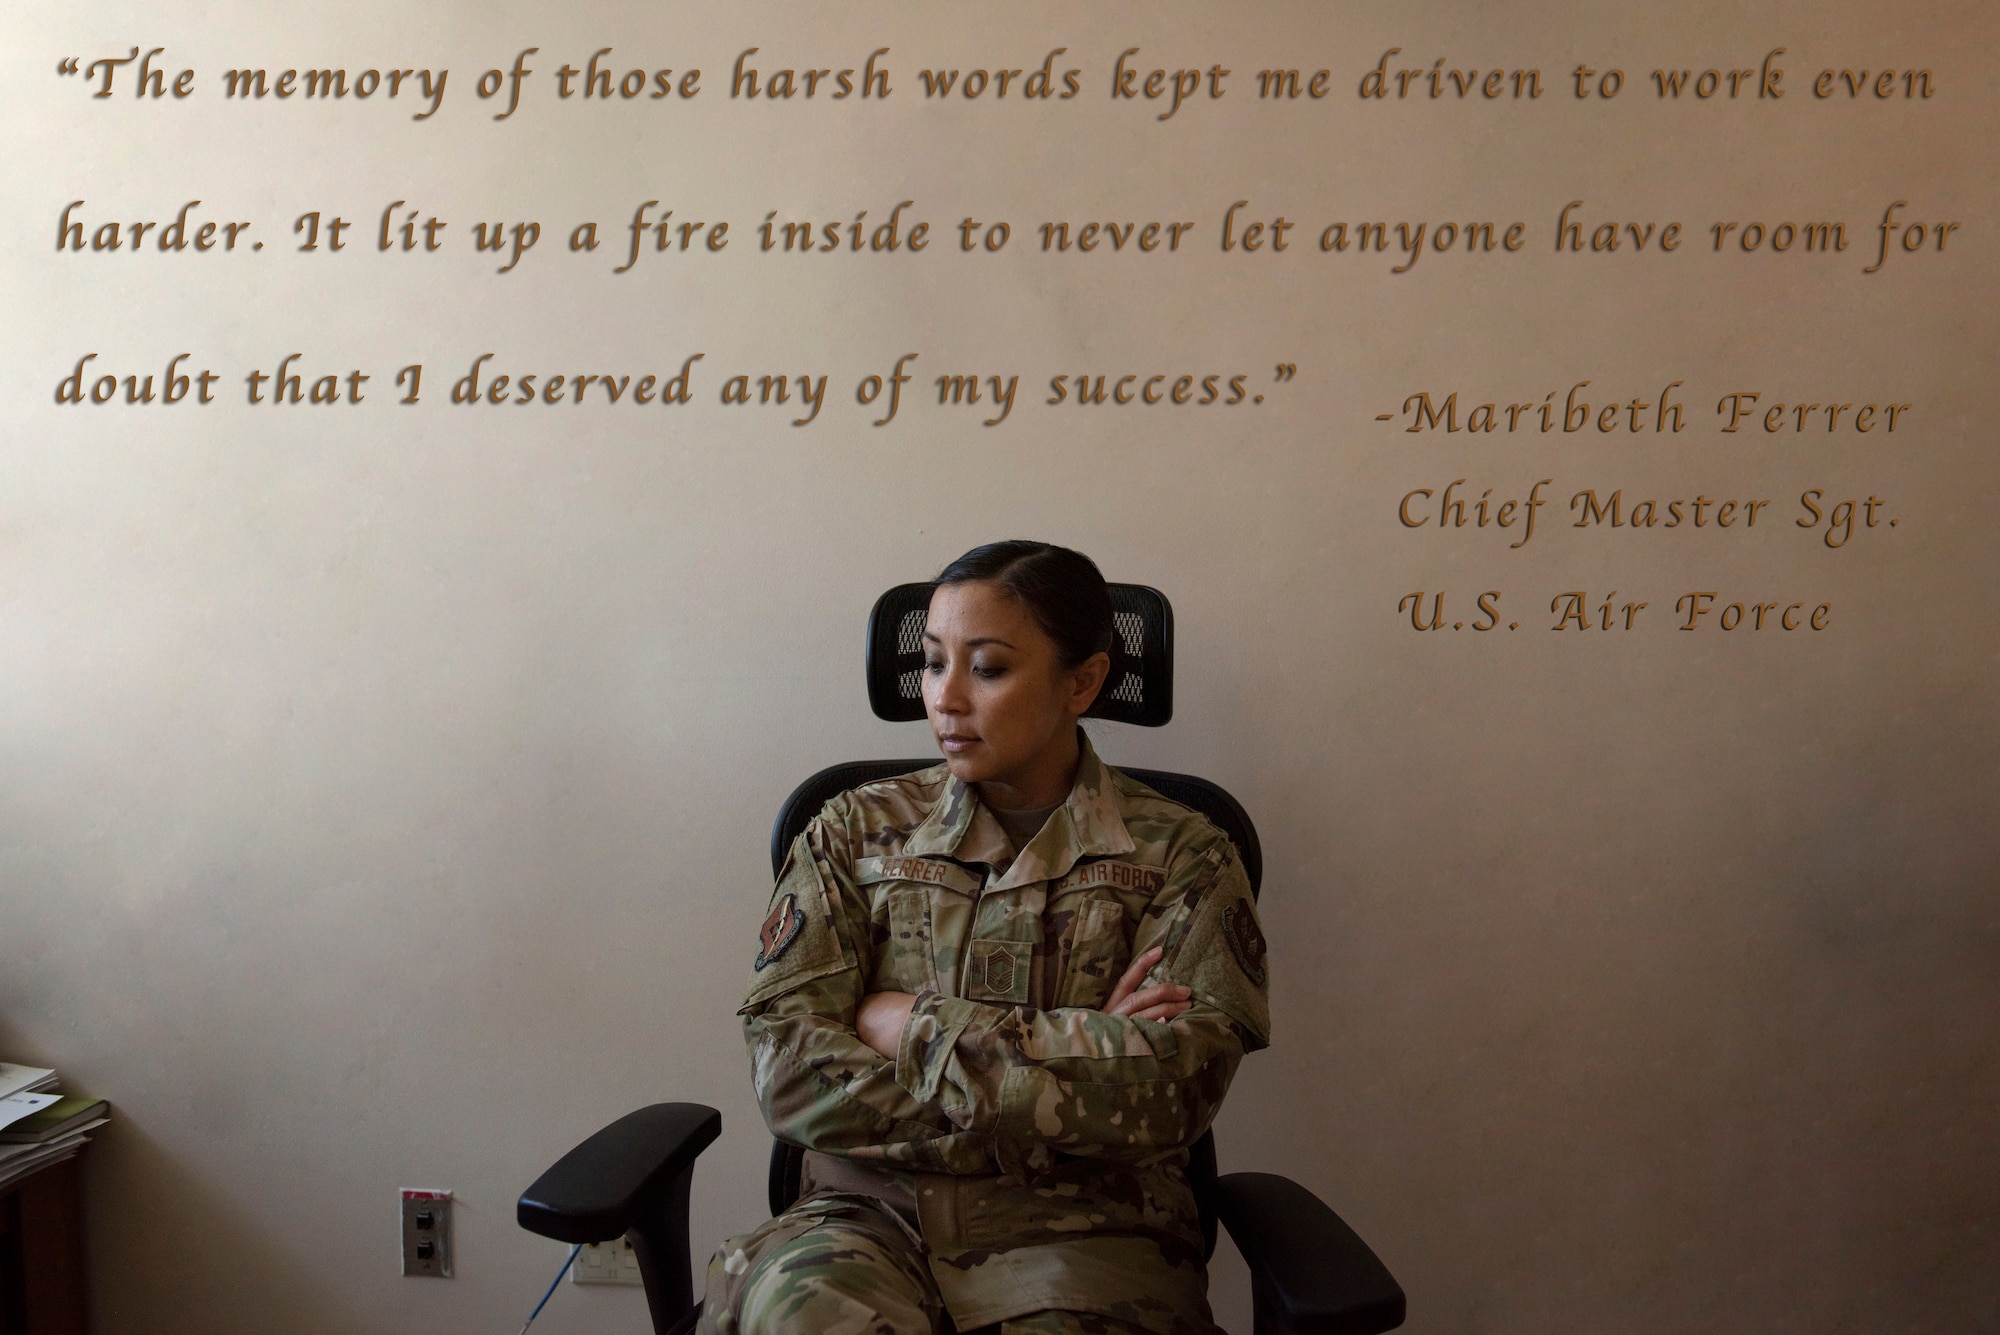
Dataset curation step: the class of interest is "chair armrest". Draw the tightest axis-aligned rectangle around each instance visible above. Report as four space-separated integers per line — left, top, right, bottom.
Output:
1212 1171 1406 1335
517 1102 721 1243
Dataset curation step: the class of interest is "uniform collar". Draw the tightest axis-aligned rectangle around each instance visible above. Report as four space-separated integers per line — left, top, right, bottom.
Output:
904 729 1135 888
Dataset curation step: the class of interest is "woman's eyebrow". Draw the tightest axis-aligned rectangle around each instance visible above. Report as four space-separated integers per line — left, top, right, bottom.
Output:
921 631 1018 649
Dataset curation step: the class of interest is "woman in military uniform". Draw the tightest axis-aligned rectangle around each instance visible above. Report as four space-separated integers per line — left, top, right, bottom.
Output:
701 541 1271 1335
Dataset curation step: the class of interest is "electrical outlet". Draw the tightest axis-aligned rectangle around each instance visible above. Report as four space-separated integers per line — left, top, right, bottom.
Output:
572 1235 644 1286
401 1189 453 1278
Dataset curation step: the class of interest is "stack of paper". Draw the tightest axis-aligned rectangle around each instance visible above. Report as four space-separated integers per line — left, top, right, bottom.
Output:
0 1064 57 1100
0 1063 109 1194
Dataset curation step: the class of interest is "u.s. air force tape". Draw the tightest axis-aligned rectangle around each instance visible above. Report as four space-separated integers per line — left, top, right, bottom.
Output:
1053 860 1167 896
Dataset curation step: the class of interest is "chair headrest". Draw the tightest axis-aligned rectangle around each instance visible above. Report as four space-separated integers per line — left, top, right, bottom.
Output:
865 582 1175 727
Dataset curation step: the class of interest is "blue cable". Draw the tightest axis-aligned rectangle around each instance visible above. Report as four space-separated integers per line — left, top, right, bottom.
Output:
517 1243 582 1335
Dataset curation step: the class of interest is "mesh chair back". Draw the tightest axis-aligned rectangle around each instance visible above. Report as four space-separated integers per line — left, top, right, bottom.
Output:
865 583 1175 727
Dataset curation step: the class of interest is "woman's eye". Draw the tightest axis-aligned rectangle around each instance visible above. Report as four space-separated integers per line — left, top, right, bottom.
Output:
922 658 944 673
973 664 1005 679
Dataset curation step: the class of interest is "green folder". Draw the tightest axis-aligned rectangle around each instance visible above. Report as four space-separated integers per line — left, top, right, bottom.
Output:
0 1096 108 1144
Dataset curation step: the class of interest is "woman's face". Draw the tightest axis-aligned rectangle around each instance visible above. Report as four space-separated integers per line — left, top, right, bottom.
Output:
921 580 1108 802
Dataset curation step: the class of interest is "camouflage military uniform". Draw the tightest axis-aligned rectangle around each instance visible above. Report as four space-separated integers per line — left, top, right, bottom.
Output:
700 733 1271 1335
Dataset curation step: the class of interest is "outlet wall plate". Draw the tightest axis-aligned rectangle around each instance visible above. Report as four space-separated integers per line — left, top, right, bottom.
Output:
400 1189 453 1278
572 1235 644 1286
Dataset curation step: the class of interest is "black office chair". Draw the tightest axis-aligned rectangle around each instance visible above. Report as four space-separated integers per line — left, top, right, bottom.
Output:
518 583 1406 1335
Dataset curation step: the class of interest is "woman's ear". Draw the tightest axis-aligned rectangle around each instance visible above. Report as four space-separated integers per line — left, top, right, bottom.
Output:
1065 651 1112 717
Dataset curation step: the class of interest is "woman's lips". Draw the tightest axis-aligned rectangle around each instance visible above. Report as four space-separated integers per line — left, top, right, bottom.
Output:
938 734 980 754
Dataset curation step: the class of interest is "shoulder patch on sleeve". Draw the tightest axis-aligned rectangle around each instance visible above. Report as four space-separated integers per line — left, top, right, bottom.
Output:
1160 848 1271 1049
755 892 806 970
741 831 856 1011
1221 899 1269 986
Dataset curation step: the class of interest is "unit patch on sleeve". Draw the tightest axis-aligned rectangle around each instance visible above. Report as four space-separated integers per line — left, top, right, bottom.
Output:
755 892 805 971
1220 899 1269 987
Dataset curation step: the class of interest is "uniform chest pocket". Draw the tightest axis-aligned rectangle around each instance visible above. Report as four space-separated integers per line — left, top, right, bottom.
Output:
882 888 940 994
1056 896 1132 1009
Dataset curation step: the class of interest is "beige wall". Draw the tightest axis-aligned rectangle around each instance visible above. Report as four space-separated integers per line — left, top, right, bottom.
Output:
2 2 1994 1331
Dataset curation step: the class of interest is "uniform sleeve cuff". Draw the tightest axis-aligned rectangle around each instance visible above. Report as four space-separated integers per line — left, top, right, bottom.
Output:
992 1065 1060 1179
895 991 980 1103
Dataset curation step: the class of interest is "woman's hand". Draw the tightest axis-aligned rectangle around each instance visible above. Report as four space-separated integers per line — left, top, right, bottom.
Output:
1105 947 1192 1022
856 990 918 1059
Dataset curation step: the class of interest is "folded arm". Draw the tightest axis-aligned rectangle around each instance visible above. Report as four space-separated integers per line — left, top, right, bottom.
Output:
742 818 1271 1181
891 840 1271 1179
740 823 996 1174
855 942 1191 1053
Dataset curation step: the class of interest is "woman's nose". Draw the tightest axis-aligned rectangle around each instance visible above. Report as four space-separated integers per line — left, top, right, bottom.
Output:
928 665 968 714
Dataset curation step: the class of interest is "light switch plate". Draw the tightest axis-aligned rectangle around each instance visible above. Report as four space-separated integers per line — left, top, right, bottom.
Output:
401 1189 453 1277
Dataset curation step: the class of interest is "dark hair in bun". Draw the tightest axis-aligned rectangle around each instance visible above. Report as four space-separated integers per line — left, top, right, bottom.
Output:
934 541 1113 669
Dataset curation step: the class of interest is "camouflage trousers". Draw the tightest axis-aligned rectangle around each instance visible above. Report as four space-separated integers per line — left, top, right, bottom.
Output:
697 1194 1182 1335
